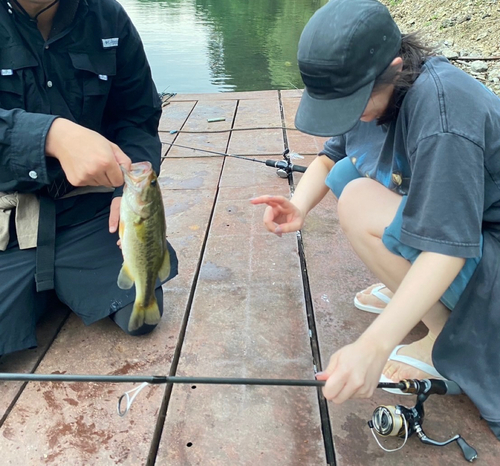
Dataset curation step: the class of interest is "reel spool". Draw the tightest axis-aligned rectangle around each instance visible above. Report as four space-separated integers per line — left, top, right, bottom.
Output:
371 405 408 437
368 397 478 462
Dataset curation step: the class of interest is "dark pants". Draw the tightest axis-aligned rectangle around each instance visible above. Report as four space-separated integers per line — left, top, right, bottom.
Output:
0 201 178 355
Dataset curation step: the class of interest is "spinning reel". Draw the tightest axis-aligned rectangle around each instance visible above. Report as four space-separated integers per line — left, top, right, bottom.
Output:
369 379 478 462
265 149 307 178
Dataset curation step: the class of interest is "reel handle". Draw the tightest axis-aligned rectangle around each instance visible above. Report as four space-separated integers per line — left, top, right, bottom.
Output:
456 437 478 463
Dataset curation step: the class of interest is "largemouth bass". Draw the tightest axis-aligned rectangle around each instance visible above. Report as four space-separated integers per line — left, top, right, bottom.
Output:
118 161 171 332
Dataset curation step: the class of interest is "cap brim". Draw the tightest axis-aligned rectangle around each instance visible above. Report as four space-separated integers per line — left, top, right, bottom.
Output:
294 80 375 137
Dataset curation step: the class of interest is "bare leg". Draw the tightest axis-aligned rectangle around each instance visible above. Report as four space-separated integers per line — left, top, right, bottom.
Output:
337 178 451 380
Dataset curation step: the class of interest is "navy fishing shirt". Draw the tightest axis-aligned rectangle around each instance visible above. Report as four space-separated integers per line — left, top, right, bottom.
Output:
0 0 162 203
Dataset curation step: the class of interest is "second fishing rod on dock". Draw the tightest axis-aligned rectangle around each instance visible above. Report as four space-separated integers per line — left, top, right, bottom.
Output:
162 142 308 178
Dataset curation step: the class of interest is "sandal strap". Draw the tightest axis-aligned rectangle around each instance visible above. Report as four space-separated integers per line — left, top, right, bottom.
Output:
389 345 444 379
371 285 391 305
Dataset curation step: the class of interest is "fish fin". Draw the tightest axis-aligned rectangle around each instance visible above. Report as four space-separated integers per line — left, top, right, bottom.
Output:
118 219 125 240
128 300 161 332
158 248 171 281
117 263 135 289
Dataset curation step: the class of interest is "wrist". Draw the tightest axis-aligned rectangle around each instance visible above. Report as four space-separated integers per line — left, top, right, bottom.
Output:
45 117 67 159
357 327 395 359
290 197 308 219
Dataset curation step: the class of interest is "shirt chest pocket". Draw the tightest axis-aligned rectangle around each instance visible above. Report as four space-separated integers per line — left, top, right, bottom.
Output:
0 46 39 110
68 50 116 131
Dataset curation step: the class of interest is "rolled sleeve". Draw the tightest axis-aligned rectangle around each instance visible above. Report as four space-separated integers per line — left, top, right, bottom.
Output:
1 108 57 190
319 135 347 163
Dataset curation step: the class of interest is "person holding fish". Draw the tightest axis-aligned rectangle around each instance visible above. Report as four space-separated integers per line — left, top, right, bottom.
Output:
0 0 178 356
252 0 500 439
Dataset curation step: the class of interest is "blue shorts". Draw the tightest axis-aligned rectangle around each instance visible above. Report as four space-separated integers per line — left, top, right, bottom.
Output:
325 157 482 310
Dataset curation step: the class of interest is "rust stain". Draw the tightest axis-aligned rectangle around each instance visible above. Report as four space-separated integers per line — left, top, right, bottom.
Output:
2 426 16 440
109 360 145 376
42 390 62 411
45 414 114 456
63 398 79 407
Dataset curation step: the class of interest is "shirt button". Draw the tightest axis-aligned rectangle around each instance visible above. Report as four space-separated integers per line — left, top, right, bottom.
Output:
45 45 49 50
29 170 38 179
47 81 53 88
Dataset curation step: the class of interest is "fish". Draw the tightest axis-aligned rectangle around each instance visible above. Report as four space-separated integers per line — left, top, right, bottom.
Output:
117 161 171 332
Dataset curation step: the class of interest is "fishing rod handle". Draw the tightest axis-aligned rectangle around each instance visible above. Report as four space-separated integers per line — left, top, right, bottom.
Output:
290 164 307 173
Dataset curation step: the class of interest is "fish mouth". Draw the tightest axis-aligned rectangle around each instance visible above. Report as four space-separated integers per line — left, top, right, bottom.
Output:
121 162 154 190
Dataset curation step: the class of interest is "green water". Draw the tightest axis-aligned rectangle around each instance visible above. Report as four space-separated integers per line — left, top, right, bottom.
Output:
118 0 327 93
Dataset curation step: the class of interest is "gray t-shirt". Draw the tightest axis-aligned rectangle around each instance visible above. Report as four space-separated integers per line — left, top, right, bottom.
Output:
320 56 500 259
321 56 500 434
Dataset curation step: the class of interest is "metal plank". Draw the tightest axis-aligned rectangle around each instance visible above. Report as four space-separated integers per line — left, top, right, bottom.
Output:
166 100 237 158
156 154 326 465
0 305 69 423
228 97 284 155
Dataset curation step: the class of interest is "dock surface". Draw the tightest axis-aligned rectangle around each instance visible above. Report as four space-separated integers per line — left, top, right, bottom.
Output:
0 90 498 465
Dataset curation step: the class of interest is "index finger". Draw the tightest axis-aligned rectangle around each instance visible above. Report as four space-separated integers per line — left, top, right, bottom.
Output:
112 144 132 172
250 195 288 206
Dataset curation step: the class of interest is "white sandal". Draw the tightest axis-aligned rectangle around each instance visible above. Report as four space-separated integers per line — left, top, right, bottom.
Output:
354 284 391 314
380 345 447 395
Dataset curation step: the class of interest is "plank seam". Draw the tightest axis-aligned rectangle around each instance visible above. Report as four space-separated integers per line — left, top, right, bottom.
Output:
278 89 336 466
147 109 226 465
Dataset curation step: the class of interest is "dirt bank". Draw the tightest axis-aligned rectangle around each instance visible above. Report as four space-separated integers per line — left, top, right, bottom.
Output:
382 0 500 95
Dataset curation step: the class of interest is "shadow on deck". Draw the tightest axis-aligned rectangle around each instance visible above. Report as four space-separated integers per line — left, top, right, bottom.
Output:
0 90 498 465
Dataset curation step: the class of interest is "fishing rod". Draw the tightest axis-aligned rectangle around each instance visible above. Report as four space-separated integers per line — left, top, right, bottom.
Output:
162 143 307 178
0 372 476 460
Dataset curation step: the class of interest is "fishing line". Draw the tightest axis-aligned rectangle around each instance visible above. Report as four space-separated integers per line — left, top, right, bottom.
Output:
167 126 299 134
161 143 307 177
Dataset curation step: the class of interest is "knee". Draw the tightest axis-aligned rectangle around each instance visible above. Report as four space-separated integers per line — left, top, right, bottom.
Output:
110 287 164 336
337 178 377 235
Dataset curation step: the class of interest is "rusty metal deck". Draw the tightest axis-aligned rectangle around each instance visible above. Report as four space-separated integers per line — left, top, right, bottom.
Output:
0 90 499 465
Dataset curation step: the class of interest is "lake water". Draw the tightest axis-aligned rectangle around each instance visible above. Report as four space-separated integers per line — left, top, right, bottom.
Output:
118 0 327 94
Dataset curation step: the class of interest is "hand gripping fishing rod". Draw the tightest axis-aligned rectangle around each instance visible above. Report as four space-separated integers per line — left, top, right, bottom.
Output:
162 142 307 178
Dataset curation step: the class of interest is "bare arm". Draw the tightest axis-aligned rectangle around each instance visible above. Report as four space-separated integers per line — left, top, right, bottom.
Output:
251 155 335 234
319 251 465 402
290 155 334 216
361 251 465 353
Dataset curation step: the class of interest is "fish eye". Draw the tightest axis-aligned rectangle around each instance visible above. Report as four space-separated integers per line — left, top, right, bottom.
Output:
150 179 157 186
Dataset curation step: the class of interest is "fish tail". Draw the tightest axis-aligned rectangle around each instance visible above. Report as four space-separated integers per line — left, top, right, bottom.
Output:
128 299 161 332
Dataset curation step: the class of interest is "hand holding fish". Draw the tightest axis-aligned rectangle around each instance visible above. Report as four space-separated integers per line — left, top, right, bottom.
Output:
250 195 305 236
45 118 132 187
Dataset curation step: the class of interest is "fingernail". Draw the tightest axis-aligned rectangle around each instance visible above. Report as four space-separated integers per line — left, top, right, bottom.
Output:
275 226 282 234
315 371 324 379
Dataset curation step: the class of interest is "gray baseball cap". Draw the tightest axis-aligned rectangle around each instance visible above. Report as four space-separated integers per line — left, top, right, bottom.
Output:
295 0 401 137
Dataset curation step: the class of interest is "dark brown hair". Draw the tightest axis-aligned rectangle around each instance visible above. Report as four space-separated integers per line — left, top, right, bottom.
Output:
375 32 435 125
